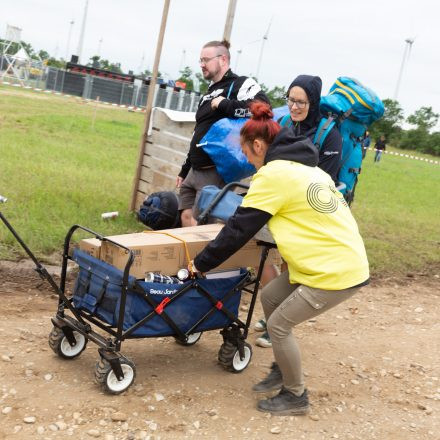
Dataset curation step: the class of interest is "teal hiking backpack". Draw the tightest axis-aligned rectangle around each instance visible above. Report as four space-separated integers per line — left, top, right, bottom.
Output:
281 77 384 205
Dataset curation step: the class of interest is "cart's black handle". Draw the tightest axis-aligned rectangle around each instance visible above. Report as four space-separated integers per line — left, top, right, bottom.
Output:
0 194 57 290
0 211 63 296
197 181 250 225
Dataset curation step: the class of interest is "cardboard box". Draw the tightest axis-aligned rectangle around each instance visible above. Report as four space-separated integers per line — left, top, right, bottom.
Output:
78 238 102 259
100 224 273 279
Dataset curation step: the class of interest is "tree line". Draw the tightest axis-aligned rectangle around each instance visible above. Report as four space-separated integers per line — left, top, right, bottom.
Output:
368 100 439 156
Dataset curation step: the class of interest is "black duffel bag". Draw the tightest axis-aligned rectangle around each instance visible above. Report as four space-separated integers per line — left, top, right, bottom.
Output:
137 191 181 230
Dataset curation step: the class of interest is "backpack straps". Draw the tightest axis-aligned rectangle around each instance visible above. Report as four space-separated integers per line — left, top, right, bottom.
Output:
279 114 293 128
226 81 235 99
313 116 336 150
279 115 336 150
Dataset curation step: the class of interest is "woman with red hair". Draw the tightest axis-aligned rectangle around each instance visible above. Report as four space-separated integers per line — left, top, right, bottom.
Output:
191 101 369 416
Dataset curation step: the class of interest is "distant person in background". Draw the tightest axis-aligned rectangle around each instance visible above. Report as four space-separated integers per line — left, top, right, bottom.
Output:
374 135 386 162
362 131 371 159
176 39 269 226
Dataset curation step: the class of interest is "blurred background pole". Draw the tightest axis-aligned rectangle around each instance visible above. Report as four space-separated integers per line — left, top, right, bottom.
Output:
130 0 171 211
65 20 74 61
394 38 415 101
77 0 89 64
255 19 272 82
223 0 237 42
91 96 100 129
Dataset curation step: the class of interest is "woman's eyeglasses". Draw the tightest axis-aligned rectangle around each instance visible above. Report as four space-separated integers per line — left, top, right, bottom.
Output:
286 97 309 109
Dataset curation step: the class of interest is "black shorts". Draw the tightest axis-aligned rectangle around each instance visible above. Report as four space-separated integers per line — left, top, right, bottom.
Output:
178 167 225 215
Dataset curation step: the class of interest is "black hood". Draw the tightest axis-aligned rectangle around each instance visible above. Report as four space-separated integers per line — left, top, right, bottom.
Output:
287 75 322 135
264 127 319 167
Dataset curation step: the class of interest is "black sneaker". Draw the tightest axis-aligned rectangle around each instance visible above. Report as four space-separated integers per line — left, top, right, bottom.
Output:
252 362 283 393
257 387 310 415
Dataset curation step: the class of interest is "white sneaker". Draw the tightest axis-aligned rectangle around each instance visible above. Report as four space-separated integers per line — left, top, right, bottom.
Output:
254 319 267 332
256 331 272 348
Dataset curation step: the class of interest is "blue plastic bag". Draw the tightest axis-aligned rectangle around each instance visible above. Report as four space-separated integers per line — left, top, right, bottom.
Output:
199 118 255 183
199 107 290 183
272 105 289 121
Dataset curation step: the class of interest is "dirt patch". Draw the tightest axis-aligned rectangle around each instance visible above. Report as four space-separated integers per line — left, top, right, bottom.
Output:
0 264 439 439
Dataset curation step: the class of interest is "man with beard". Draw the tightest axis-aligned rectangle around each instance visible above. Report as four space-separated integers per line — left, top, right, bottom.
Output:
176 39 269 226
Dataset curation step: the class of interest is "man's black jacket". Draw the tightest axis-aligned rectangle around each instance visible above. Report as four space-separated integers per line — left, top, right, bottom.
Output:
179 69 269 179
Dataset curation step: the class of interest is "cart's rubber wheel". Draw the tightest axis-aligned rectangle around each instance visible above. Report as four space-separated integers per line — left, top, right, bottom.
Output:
218 340 252 373
95 357 136 394
48 326 87 359
174 332 202 346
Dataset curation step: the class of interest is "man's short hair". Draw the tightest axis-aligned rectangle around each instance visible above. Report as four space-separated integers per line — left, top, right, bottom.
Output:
203 39 231 61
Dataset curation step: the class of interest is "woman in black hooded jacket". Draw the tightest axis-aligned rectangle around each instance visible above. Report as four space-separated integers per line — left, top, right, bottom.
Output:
281 75 342 183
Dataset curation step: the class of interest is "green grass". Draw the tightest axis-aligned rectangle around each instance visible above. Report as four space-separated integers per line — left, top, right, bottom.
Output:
0 85 145 261
1 85 439 276
352 147 440 275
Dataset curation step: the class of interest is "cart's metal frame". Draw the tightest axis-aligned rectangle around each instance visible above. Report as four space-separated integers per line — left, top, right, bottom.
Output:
1 192 275 393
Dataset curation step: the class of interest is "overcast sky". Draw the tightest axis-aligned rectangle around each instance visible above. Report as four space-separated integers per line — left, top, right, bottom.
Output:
2 0 439 119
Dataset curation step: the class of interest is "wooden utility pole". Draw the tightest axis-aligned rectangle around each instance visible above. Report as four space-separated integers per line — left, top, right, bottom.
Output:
130 0 171 211
223 0 237 42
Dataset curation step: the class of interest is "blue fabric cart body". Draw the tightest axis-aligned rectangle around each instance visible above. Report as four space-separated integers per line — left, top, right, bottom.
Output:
72 249 247 338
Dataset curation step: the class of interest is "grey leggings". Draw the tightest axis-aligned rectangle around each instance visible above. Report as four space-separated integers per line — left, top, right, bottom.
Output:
261 270 359 396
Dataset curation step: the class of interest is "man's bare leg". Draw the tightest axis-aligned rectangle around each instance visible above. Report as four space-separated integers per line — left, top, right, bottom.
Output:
181 208 197 227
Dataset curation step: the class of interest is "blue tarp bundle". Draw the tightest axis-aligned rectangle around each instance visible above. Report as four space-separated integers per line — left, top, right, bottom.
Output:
199 106 288 183
199 118 256 183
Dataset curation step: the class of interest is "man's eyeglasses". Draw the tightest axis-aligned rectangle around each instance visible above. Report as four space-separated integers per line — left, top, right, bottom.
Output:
286 97 309 109
199 55 222 65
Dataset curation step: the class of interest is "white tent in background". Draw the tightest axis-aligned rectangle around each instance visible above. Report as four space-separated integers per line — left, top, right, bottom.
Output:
0 24 43 85
13 47 31 61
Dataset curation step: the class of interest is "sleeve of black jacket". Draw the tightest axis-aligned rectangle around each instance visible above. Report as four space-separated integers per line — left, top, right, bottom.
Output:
318 127 343 183
179 154 191 179
194 206 272 273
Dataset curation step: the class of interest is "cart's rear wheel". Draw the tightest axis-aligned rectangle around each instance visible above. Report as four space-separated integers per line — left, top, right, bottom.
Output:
218 340 252 373
49 327 87 359
174 331 202 346
95 357 136 394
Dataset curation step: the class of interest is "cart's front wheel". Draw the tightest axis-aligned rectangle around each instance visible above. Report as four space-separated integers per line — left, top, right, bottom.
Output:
49 327 87 359
174 331 202 346
95 357 136 394
218 341 252 373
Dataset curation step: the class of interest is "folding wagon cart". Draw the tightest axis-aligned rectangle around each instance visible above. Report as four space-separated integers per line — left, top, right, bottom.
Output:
0 192 275 394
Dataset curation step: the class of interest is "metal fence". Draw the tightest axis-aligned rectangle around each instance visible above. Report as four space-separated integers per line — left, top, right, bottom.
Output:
0 59 201 112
